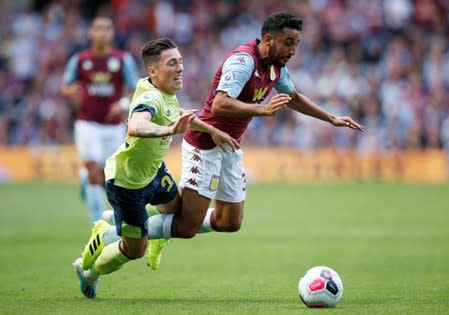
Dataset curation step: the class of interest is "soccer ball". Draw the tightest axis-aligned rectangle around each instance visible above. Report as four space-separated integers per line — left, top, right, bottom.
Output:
298 266 343 308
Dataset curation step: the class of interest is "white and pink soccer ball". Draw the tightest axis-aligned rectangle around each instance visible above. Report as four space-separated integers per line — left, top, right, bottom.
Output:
298 266 344 308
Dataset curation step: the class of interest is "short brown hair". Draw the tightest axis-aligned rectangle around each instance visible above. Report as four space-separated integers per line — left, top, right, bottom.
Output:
141 38 177 66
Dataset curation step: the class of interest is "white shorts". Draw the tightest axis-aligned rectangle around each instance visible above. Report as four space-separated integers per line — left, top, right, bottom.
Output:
179 139 246 203
74 120 125 165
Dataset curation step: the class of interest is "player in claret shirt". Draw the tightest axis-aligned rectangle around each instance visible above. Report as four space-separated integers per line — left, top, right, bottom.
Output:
60 16 138 222
144 11 364 266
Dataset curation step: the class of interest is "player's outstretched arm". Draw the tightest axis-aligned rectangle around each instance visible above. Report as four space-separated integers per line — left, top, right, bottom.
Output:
127 110 196 138
211 92 291 117
288 91 365 132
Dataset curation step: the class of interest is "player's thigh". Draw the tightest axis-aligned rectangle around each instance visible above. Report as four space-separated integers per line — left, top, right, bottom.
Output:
156 193 181 215
179 187 213 225
101 123 126 164
145 162 180 214
212 149 246 227
215 148 246 203
105 180 149 239
179 139 223 200
74 120 103 163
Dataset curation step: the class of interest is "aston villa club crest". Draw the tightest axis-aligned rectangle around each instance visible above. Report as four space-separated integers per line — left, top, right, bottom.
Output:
82 60 93 70
107 57 120 72
209 175 220 191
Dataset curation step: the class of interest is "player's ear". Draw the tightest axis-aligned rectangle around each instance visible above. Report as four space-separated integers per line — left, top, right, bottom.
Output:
263 33 274 46
147 64 157 76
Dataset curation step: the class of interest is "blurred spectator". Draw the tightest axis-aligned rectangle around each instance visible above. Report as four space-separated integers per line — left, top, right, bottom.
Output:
0 0 448 153
442 115 449 178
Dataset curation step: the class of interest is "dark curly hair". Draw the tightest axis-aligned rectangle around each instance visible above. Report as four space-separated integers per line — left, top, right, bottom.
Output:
261 11 303 37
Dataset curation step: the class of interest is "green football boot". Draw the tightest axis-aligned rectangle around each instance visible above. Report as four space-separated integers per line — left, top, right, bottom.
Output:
146 239 170 270
81 220 109 270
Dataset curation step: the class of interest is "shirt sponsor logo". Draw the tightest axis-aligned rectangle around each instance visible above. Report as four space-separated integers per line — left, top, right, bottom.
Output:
252 87 268 102
160 135 171 145
88 84 114 96
90 72 111 83
87 72 114 96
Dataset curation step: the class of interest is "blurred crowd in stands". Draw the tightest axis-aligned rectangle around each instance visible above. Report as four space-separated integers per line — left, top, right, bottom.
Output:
0 0 448 156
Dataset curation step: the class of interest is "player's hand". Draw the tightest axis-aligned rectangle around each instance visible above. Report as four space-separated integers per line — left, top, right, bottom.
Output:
264 93 291 116
331 116 365 132
169 109 197 135
211 129 240 152
105 102 124 122
64 83 82 105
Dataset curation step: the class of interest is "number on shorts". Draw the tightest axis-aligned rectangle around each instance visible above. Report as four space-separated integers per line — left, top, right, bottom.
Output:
161 175 174 192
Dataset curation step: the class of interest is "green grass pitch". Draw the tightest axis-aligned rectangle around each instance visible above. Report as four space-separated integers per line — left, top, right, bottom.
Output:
0 182 448 314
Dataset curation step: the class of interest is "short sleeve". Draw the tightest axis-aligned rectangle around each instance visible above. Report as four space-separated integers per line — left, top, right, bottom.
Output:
274 67 295 95
122 53 139 90
216 53 254 98
62 54 79 85
131 91 160 121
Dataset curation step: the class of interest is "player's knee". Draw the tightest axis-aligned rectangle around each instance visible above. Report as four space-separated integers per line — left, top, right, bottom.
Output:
121 240 147 259
216 217 242 232
171 217 202 238
173 225 198 239
86 164 105 184
224 221 241 232
216 219 241 232
180 230 197 239
124 248 146 259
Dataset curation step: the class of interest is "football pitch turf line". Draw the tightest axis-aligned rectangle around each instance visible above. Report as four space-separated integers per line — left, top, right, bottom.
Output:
0 182 448 314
